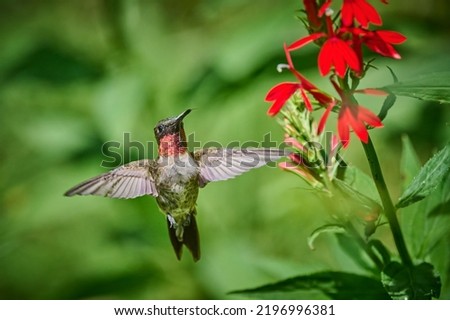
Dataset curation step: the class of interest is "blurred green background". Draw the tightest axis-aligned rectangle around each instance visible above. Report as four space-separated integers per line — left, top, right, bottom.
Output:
0 0 449 299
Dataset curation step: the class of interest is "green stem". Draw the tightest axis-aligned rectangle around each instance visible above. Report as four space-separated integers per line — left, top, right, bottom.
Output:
362 137 413 268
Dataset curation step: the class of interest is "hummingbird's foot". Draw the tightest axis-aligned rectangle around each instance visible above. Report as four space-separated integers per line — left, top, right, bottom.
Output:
167 214 185 241
167 214 177 228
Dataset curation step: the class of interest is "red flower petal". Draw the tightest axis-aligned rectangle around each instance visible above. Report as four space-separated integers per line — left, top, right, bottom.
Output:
363 32 402 59
318 0 333 17
283 44 333 105
284 43 310 82
337 38 361 72
332 81 385 147
337 104 383 147
346 106 369 143
303 0 322 29
338 109 350 148
309 88 333 105
358 30 406 59
288 33 325 51
265 83 299 116
376 30 407 44
341 1 359 27
265 82 295 100
283 43 294 69
358 106 383 128
357 0 382 26
319 38 360 77
300 88 313 111
318 100 336 134
318 40 334 76
342 0 382 28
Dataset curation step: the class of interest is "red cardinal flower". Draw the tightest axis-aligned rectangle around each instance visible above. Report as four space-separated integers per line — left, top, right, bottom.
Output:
266 45 332 116
318 37 360 77
319 0 385 28
341 0 382 27
288 15 360 77
337 102 383 147
303 0 322 31
318 80 383 147
266 83 303 116
358 29 407 59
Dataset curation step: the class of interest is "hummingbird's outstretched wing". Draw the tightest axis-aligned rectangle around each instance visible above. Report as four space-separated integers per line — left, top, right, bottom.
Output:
64 159 158 199
194 148 287 187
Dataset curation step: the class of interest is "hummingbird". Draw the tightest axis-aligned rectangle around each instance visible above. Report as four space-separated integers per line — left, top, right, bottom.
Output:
65 109 286 261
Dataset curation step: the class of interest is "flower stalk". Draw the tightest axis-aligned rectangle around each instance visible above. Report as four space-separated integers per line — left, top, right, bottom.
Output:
362 136 413 268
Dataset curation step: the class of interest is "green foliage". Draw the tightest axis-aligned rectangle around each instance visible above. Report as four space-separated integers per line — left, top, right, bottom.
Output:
399 138 450 260
334 174 381 207
399 136 422 186
383 72 450 104
230 272 390 299
382 137 446 301
381 262 441 300
397 142 450 208
368 240 391 265
399 137 450 298
336 166 380 204
377 94 397 122
307 224 345 250
335 234 376 274
376 67 398 122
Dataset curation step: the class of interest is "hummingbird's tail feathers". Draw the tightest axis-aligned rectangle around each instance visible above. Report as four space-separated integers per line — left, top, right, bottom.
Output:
183 213 201 262
167 218 183 260
166 212 201 262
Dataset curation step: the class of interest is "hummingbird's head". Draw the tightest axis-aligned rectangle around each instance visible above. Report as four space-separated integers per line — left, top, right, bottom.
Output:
154 109 191 156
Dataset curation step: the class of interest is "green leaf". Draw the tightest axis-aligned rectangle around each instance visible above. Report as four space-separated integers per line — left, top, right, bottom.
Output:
399 137 424 254
399 138 450 258
333 177 381 209
386 66 399 83
428 200 450 217
337 166 380 203
381 262 441 299
397 142 450 208
336 234 375 273
377 94 397 122
307 224 345 250
400 136 422 188
382 71 450 104
401 173 450 258
333 172 383 238
428 236 450 299
230 272 390 299
368 239 391 266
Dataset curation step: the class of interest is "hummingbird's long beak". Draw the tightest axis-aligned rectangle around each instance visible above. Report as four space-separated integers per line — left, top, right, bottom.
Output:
175 109 192 123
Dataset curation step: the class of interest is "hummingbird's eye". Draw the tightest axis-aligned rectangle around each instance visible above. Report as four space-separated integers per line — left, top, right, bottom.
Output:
156 125 163 134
